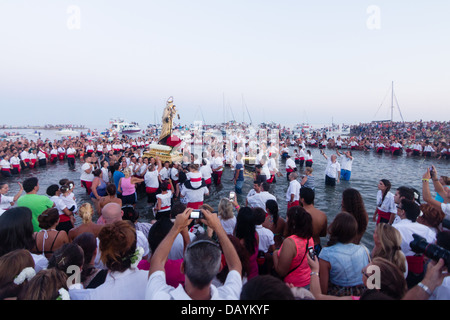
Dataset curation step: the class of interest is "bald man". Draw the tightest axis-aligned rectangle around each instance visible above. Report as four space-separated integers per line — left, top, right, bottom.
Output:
101 203 123 224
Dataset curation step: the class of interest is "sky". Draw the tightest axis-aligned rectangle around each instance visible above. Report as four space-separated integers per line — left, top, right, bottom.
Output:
0 0 449 129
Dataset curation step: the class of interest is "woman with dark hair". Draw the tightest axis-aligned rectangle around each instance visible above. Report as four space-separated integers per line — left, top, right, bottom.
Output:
72 232 107 289
47 242 84 283
0 207 48 272
234 207 259 281
373 179 396 224
341 188 369 244
155 181 173 220
318 212 371 296
263 199 286 249
272 206 314 288
90 168 108 214
99 183 122 211
31 208 69 260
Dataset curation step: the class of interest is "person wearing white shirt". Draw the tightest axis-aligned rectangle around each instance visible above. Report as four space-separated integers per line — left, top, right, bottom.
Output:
285 155 296 182
200 159 212 187
20 149 30 170
247 182 276 211
298 147 307 169
253 208 275 255
0 182 23 210
180 184 209 210
376 142 385 154
211 152 224 185
423 142 435 157
393 199 436 288
80 156 95 195
10 153 22 174
412 141 423 156
336 149 354 181
0 156 12 177
66 144 77 170
391 140 403 156
320 150 341 187
57 145 66 161
286 172 301 209
145 208 242 300
145 164 161 205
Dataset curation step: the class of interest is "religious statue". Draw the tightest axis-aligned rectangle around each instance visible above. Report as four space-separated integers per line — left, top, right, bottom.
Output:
158 96 180 146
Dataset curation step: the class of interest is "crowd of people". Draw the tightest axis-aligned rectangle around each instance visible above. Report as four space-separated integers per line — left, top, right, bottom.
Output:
0 121 449 301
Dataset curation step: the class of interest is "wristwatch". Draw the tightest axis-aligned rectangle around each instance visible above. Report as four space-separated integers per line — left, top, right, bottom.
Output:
417 282 433 295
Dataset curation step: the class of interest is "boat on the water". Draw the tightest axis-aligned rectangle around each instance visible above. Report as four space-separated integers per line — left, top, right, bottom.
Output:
55 129 79 136
110 119 141 134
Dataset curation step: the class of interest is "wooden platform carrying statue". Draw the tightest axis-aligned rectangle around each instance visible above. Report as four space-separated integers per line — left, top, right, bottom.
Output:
144 96 183 162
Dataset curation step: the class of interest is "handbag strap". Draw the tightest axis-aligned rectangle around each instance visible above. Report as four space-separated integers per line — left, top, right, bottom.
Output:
284 239 309 279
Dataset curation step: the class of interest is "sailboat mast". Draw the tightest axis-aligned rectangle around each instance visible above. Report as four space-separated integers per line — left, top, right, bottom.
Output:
391 81 394 122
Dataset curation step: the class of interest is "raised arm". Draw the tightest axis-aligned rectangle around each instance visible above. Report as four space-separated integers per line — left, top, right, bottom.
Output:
148 208 193 277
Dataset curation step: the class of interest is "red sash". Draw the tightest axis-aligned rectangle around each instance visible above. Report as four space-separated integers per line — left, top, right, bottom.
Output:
159 205 170 211
146 187 158 194
205 178 212 185
67 154 75 158
286 168 294 173
288 200 300 209
376 208 391 224
1 168 11 172
190 177 202 182
187 202 203 209
59 213 71 223
12 164 20 173
406 255 424 274
58 153 65 160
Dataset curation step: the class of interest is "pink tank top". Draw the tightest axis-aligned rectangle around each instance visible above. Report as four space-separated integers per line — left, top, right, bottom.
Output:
121 177 136 196
278 235 313 287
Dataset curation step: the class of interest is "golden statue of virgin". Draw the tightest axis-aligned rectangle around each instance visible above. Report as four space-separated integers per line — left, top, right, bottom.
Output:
158 96 179 145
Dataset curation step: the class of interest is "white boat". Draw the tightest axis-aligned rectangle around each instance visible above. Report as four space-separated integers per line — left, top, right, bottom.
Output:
55 129 79 136
110 119 141 134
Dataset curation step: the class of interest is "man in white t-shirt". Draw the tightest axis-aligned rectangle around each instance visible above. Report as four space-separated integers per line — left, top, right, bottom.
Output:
336 149 353 181
211 152 224 185
80 156 95 195
180 184 209 209
247 182 276 211
145 208 242 300
393 199 436 288
286 172 301 209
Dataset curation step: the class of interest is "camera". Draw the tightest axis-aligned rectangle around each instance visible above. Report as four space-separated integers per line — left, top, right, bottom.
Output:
190 210 204 220
229 191 235 200
410 234 450 268
308 246 316 261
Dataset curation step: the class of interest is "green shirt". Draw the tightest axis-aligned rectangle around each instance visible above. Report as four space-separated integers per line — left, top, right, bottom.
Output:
17 194 54 232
